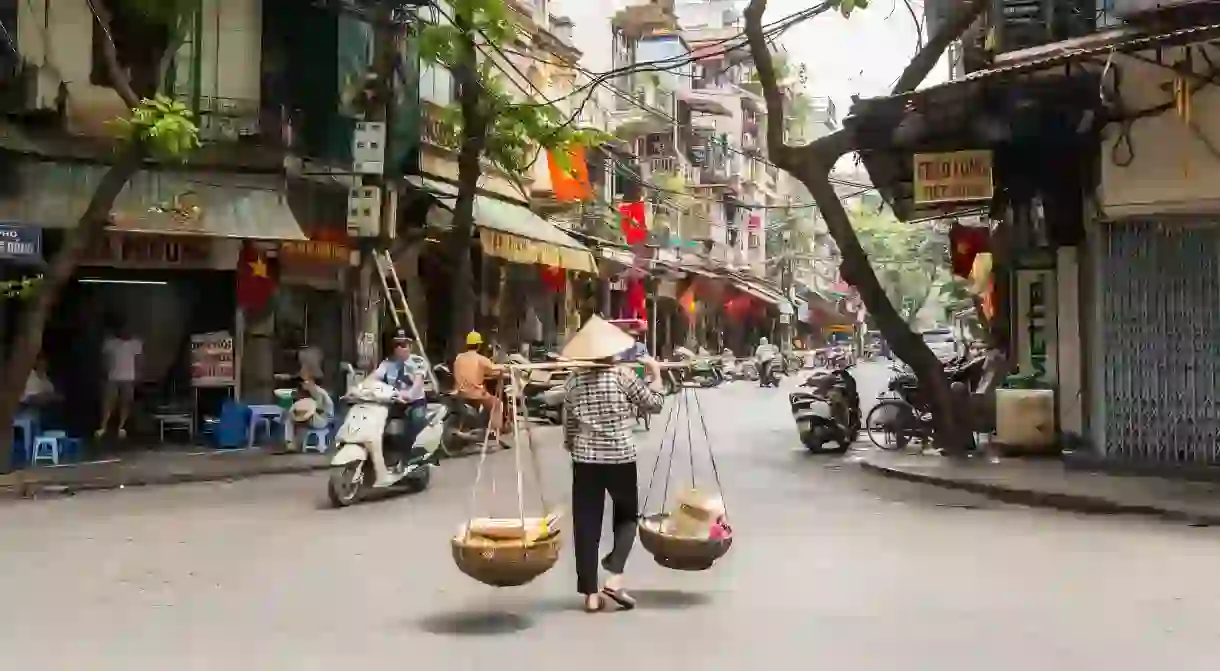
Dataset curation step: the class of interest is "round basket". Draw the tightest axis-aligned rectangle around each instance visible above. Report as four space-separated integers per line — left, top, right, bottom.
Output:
450 532 563 587
637 514 732 571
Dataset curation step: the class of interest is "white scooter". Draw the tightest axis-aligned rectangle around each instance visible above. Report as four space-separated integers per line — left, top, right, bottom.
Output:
326 379 448 507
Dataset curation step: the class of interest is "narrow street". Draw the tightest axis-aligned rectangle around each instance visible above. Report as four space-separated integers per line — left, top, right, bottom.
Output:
3 363 1219 670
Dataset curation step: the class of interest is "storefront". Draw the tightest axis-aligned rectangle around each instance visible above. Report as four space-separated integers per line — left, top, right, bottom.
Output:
0 161 307 447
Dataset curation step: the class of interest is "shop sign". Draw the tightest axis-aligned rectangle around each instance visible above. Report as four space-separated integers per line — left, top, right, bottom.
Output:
280 229 351 267
190 331 236 388
913 150 994 205
82 232 216 269
0 223 42 263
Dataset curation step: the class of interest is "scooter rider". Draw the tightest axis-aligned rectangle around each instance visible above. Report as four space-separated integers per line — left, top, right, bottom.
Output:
362 330 428 487
453 331 507 437
755 337 779 381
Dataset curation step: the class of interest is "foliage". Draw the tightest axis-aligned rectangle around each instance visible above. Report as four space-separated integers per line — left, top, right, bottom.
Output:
110 95 200 159
0 276 41 300
416 0 612 180
830 0 870 17
851 208 949 324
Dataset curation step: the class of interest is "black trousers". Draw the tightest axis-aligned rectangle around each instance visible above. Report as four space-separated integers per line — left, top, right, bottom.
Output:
571 461 639 595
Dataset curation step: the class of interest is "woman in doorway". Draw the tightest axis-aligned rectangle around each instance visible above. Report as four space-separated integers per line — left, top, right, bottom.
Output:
96 323 143 440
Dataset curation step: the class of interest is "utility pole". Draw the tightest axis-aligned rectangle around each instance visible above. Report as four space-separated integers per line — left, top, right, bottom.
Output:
349 0 407 369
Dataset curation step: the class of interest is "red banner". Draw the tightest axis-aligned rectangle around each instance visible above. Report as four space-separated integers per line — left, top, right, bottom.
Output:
619 201 647 245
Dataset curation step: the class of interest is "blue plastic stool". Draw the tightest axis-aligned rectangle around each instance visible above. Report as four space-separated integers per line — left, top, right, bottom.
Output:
300 425 332 454
12 412 38 466
31 433 64 466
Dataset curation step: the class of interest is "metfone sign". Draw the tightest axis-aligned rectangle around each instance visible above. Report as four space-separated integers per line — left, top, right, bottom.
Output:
913 150 994 205
0 223 43 264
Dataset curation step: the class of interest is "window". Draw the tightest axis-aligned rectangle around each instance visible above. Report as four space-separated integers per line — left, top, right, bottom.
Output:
90 0 169 93
748 232 760 249
419 63 455 105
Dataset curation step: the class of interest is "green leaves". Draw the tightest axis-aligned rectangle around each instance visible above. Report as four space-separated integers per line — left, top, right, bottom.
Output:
0 276 41 300
111 94 200 160
421 0 619 181
831 0 870 18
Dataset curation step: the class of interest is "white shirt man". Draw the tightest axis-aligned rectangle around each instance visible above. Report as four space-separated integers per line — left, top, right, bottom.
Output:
97 331 143 439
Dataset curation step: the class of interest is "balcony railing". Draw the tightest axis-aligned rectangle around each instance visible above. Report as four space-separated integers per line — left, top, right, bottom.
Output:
192 95 261 143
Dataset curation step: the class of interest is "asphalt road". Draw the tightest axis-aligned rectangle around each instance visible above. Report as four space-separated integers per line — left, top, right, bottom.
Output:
3 362 1219 670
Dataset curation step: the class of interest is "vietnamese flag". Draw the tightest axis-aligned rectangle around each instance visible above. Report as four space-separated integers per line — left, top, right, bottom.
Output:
547 146 593 202
679 284 697 321
949 223 989 278
540 265 566 293
236 241 277 313
619 201 647 245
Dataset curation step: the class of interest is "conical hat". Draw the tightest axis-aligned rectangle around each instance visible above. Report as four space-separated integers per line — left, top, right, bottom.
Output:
291 398 318 423
561 316 636 361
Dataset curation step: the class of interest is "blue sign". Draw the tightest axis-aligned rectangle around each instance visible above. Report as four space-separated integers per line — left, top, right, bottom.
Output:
0 224 43 264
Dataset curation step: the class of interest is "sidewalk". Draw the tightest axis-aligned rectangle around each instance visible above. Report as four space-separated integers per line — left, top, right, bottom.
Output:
0 449 331 499
856 448 1220 525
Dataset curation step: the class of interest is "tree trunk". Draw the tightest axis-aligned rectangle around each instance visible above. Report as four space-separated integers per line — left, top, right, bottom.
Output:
743 0 988 454
445 28 490 360
0 147 144 472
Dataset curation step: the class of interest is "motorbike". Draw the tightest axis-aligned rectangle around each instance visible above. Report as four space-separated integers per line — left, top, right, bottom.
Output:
327 379 446 507
789 364 861 453
759 358 782 388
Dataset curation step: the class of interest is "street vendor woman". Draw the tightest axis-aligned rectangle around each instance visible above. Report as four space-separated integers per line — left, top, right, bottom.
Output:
561 316 665 613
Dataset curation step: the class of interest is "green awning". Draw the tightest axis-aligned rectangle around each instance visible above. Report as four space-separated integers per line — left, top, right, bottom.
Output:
0 161 306 240
408 175 595 272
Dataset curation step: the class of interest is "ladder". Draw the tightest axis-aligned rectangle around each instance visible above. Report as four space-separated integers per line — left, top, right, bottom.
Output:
372 249 439 391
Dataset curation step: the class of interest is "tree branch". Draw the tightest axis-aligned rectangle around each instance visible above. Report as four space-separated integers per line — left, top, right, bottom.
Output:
742 0 792 169
890 0 987 95
85 0 141 108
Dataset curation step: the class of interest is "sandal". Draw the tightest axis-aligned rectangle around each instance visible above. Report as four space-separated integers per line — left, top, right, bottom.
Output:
601 587 636 610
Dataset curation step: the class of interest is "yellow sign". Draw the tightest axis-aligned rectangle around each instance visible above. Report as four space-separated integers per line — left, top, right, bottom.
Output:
913 150 994 205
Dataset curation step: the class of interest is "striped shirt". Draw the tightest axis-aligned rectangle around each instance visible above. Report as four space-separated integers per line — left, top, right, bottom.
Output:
563 366 664 464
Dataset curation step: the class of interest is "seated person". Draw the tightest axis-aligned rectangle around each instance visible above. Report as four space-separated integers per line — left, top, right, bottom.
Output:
21 356 57 408
453 331 506 434
286 371 335 452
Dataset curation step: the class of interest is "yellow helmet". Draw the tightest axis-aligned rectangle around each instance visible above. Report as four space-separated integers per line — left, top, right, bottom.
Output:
466 331 484 346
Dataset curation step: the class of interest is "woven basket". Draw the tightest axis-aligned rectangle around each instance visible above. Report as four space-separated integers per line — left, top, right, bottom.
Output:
637 514 732 571
451 531 563 587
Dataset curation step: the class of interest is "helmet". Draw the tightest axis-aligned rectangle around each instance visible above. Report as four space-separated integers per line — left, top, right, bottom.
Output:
759 337 769 346
466 331 484 346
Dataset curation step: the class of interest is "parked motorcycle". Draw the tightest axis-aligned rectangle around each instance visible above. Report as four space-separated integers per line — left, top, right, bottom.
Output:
789 364 860 453
327 379 445 507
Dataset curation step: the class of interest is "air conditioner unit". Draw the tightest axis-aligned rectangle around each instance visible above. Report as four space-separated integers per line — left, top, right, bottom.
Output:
1109 0 1206 17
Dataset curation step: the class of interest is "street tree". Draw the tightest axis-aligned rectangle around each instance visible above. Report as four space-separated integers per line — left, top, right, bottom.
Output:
743 0 989 453
852 209 950 326
0 0 201 472
416 0 608 356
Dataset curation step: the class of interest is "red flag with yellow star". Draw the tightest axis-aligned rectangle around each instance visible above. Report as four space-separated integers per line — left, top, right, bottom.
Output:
236 242 277 313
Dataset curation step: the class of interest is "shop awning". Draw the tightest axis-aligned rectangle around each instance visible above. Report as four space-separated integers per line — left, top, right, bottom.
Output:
408 176 595 272
0 161 306 240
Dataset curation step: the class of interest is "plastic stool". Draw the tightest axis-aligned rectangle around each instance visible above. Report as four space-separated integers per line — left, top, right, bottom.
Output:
300 426 331 454
31 434 62 466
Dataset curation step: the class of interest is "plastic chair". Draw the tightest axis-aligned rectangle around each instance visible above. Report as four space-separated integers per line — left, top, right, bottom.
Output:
248 405 285 448
300 425 332 454
214 402 253 450
31 433 65 466
12 411 38 466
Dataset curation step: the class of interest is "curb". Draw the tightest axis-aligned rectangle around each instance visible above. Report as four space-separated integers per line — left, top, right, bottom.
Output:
0 461 332 500
857 460 1220 526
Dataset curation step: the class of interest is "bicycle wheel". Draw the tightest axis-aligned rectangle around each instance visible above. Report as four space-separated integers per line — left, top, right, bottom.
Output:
865 400 917 451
